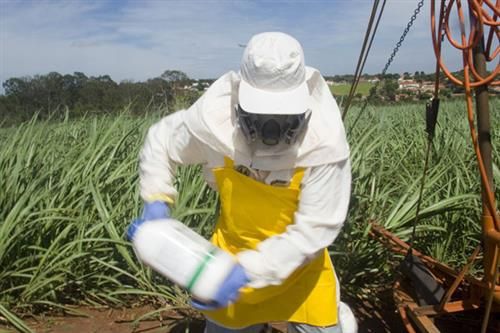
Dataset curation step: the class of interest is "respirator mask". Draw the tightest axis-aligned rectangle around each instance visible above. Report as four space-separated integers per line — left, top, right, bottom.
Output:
236 104 311 146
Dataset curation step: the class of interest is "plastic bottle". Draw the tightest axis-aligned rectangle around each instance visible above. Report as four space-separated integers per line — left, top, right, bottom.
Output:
128 218 236 303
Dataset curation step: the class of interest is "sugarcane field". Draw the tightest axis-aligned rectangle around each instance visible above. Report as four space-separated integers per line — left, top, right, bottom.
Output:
1 1 499 333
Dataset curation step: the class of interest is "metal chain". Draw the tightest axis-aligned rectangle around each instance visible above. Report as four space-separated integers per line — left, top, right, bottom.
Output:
381 0 425 75
347 0 425 134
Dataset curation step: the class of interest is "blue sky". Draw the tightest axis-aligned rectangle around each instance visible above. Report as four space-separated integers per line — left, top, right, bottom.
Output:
1 0 463 88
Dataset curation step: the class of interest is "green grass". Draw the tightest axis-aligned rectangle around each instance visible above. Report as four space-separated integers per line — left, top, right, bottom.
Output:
335 99 499 298
329 81 374 96
0 99 498 330
0 111 217 331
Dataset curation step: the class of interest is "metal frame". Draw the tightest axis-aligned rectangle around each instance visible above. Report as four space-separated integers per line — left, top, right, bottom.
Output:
370 222 500 332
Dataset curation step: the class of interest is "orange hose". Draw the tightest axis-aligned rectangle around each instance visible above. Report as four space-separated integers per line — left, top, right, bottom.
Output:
431 0 499 230
431 0 499 87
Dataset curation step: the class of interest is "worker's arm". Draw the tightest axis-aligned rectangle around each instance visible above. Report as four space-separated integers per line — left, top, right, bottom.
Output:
237 158 351 288
139 110 207 204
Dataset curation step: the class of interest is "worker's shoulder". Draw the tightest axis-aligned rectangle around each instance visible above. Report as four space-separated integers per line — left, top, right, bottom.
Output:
203 71 240 96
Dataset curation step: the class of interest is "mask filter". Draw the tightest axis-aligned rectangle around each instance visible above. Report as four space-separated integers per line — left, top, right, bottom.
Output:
261 119 281 146
236 105 311 146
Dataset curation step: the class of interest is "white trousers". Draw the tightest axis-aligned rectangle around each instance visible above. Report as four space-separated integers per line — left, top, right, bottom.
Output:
203 302 357 333
204 321 342 333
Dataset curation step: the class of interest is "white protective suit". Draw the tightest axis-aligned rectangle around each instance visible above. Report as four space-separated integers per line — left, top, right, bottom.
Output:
139 66 351 290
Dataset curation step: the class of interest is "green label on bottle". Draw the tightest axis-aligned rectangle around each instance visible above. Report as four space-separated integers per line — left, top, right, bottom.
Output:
186 248 218 293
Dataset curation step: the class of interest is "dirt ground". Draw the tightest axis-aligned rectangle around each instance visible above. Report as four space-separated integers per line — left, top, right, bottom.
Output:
0 292 406 333
3 287 496 333
1 305 202 333
0 307 399 333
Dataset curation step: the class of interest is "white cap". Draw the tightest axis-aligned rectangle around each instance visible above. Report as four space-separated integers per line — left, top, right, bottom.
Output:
239 32 309 115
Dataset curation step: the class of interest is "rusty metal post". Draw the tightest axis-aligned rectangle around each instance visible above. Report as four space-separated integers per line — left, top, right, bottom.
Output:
473 34 495 216
472 34 499 306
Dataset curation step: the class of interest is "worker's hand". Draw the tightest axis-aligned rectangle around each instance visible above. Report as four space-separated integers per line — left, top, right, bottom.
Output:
191 264 249 310
142 201 171 221
127 201 171 241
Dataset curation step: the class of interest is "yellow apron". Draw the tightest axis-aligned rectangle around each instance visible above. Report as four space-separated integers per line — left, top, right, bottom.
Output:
203 157 338 328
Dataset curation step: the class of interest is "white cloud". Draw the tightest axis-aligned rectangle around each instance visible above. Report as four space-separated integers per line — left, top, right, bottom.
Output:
1 0 465 92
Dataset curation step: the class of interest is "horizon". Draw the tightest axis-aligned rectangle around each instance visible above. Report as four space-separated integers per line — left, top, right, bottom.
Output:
0 68 446 84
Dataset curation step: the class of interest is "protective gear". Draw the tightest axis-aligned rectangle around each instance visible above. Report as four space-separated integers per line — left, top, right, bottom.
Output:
192 264 249 310
339 302 358 333
142 201 170 220
139 42 351 288
239 32 309 116
205 321 345 333
140 112 351 287
236 105 311 146
138 31 352 329
201 157 338 329
204 303 357 333
237 33 311 147
181 68 349 172
126 201 171 241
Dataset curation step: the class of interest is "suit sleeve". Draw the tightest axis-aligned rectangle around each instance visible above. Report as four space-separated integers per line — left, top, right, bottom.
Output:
139 110 208 203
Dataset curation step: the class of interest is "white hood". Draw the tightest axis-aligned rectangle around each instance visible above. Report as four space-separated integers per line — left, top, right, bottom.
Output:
182 67 349 170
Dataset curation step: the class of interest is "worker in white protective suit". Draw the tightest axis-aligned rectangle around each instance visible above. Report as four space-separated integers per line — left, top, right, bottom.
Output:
136 32 357 333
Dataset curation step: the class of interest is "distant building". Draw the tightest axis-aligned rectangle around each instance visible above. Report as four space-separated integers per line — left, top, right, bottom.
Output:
398 78 420 91
490 86 500 94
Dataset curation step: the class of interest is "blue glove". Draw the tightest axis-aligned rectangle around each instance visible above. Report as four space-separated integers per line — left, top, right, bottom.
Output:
192 264 249 310
142 201 170 221
127 201 171 241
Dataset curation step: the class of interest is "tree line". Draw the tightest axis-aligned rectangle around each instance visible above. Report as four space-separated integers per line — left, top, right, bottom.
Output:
1 69 493 127
0 70 205 126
